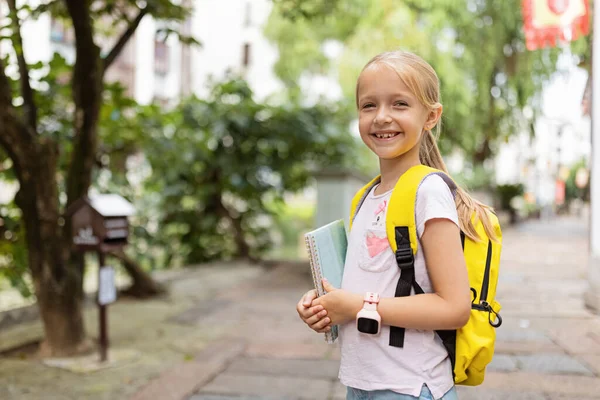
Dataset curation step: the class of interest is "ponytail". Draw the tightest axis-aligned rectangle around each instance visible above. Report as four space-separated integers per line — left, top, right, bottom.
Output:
420 130 499 242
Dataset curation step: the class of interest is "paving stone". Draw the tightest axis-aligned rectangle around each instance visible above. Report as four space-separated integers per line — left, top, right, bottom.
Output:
244 342 331 360
482 371 600 396
496 328 553 343
516 353 594 375
225 357 340 380
331 381 347 400
495 340 563 355
488 354 518 372
169 299 232 325
580 354 600 375
189 395 275 400
549 329 600 355
131 339 246 400
547 395 600 400
456 387 547 400
199 373 332 400
0 320 44 353
498 272 525 284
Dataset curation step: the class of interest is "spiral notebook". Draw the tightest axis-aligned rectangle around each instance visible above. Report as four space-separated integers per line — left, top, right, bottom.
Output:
304 219 348 344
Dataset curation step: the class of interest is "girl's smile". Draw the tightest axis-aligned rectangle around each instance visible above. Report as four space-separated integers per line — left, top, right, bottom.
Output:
372 130 402 140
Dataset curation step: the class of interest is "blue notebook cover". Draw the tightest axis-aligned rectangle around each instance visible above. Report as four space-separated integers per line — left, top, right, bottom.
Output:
304 219 348 343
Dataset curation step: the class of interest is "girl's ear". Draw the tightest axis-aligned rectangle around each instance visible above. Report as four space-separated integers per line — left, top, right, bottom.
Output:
425 104 443 130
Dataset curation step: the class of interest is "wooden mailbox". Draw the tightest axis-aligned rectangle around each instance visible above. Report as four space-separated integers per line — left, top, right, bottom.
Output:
67 194 135 362
68 194 135 251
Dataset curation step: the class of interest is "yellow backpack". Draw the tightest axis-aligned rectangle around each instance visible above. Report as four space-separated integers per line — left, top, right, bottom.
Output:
349 165 502 386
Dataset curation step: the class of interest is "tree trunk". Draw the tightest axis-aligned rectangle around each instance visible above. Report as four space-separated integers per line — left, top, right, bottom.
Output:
230 214 256 262
109 250 166 298
36 268 91 357
473 136 492 164
15 140 89 357
212 187 257 263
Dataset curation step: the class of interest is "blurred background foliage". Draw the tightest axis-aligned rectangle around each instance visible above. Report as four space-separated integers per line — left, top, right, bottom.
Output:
266 0 583 166
120 77 357 267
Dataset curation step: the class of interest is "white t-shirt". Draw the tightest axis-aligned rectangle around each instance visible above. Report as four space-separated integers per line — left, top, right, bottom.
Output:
339 174 459 399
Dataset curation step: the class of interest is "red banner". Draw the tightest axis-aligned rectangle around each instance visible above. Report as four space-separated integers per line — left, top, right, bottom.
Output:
522 0 590 50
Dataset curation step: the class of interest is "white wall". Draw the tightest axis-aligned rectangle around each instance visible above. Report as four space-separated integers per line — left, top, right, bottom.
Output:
191 0 283 100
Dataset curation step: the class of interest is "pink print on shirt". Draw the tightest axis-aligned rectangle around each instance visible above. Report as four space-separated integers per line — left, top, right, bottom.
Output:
366 200 389 257
374 200 387 219
366 232 388 257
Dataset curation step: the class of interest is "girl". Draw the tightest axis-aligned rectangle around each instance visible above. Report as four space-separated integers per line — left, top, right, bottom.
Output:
296 51 497 400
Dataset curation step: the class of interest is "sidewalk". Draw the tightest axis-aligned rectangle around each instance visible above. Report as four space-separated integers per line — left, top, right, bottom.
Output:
1 215 599 399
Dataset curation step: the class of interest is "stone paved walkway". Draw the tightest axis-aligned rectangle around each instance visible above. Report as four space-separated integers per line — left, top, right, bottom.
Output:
141 215 600 400
1 215 598 399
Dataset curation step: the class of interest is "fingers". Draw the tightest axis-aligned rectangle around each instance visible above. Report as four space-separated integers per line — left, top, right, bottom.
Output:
302 289 318 307
297 289 331 334
310 315 331 332
296 296 319 318
322 278 332 293
297 302 323 322
305 307 328 326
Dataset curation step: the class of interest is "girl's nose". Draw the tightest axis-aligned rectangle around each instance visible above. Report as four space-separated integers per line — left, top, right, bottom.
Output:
374 107 392 125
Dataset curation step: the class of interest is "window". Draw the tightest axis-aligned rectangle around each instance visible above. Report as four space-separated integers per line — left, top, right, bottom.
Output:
154 40 170 75
50 19 74 44
242 43 251 68
244 2 252 27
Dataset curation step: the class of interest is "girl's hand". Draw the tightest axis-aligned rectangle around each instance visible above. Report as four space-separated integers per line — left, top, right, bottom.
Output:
312 279 363 326
296 289 331 333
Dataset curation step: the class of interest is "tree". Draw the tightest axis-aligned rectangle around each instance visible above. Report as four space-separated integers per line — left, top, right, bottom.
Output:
265 0 579 166
134 77 357 265
0 0 191 356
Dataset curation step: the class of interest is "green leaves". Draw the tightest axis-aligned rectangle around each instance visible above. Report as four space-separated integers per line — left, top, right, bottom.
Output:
266 0 573 167
135 77 357 264
0 202 31 298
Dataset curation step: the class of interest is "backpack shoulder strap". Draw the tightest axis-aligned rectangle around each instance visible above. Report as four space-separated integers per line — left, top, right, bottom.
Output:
386 165 457 255
387 165 457 348
349 175 381 230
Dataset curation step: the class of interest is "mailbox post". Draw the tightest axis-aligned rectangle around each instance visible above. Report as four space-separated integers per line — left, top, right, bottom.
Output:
67 194 135 362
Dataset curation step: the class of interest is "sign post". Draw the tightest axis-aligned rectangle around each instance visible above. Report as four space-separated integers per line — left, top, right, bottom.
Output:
97 252 117 362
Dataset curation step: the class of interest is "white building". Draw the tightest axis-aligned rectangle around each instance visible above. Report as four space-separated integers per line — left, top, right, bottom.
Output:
1 0 282 106
495 54 591 209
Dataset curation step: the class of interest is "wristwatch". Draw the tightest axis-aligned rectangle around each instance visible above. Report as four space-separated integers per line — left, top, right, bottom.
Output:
356 292 381 335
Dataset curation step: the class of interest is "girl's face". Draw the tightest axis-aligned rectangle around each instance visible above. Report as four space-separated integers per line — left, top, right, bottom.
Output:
357 63 436 161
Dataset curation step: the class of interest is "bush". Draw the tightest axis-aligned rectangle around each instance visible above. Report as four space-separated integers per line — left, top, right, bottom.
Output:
496 184 525 211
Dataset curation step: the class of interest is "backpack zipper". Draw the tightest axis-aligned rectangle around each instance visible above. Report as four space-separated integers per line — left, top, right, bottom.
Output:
468 239 492 309
470 240 502 327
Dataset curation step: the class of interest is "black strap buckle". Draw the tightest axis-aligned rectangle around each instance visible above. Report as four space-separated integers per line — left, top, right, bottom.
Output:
395 247 414 269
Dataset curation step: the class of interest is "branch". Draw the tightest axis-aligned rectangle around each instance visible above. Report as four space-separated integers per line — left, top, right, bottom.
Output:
0 57 34 182
7 0 37 131
103 7 148 74
63 0 103 208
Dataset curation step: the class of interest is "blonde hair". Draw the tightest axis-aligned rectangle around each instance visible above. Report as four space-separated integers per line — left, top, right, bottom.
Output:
357 50 498 242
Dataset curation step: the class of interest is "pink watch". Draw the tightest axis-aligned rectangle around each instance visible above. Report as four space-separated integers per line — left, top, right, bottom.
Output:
356 292 381 335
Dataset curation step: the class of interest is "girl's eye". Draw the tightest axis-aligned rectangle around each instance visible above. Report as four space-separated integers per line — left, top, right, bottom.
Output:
362 103 375 109
394 101 408 107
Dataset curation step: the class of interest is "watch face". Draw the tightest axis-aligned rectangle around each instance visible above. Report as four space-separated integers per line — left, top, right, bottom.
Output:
357 317 379 334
